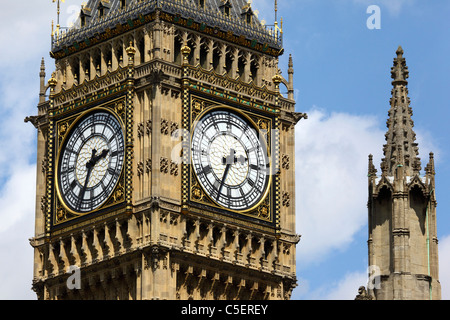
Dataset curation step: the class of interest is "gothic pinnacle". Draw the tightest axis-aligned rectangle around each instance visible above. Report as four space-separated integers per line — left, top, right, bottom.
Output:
391 46 409 86
40 57 45 74
381 46 421 177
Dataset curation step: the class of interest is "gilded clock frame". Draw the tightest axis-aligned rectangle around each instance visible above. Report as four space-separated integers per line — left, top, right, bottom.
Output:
190 105 273 214
50 98 130 231
183 92 280 229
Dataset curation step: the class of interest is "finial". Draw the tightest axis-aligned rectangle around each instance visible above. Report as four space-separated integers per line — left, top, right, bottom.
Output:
126 41 136 65
52 0 65 25
391 45 409 85
425 152 436 177
272 73 282 86
288 54 294 72
39 58 47 103
396 45 404 57
126 41 136 56
275 0 278 22
40 58 46 75
48 72 58 94
181 45 191 65
368 154 377 177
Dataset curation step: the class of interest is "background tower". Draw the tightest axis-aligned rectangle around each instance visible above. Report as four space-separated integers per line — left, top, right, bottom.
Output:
366 47 441 300
28 0 304 300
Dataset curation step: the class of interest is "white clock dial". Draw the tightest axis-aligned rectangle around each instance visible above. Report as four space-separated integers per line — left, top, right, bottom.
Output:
191 109 270 211
57 111 125 213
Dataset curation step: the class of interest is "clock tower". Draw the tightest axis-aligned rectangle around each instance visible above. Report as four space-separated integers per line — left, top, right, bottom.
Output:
29 0 305 300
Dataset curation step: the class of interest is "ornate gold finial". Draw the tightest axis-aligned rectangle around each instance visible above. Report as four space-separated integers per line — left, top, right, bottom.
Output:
272 73 283 86
126 41 136 65
275 0 278 21
181 45 191 64
51 0 65 36
48 72 58 88
48 72 58 97
126 41 136 56
273 0 282 38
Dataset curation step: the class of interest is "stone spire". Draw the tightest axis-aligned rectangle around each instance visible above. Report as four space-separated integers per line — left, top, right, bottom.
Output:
365 46 441 300
39 57 46 104
380 46 421 177
287 54 294 100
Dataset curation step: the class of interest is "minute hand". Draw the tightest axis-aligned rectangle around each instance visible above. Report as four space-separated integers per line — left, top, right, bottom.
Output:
217 148 235 200
77 149 97 210
217 163 231 200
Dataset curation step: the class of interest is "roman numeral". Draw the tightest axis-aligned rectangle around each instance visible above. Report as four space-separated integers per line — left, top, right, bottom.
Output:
70 180 77 190
108 167 120 177
239 188 249 207
65 148 77 155
111 150 123 158
61 166 75 175
100 181 107 193
200 165 212 176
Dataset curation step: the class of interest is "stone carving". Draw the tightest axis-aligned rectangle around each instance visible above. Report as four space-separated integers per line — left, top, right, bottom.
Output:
355 286 373 300
281 154 290 170
160 157 169 173
282 192 290 207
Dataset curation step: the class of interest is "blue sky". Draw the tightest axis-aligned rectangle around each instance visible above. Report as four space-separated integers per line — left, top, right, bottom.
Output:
0 0 448 300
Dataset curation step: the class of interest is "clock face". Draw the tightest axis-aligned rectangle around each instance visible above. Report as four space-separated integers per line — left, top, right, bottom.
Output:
57 111 125 213
191 109 270 211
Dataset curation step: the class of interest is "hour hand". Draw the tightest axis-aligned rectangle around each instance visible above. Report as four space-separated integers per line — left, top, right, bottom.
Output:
222 149 236 165
96 149 110 162
91 149 110 165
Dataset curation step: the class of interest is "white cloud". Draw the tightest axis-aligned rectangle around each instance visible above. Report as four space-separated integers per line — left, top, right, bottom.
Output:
0 166 36 235
351 0 416 16
0 164 36 300
322 270 368 300
0 2 56 300
439 235 450 300
295 269 369 300
295 108 385 265
251 0 275 20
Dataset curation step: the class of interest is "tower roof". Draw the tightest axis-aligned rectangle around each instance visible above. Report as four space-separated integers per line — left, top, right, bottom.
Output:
381 46 421 177
51 0 282 58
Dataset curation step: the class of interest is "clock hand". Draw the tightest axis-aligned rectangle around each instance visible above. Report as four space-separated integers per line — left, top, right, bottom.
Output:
88 149 110 167
217 163 231 201
217 149 235 200
235 154 248 165
77 149 97 210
